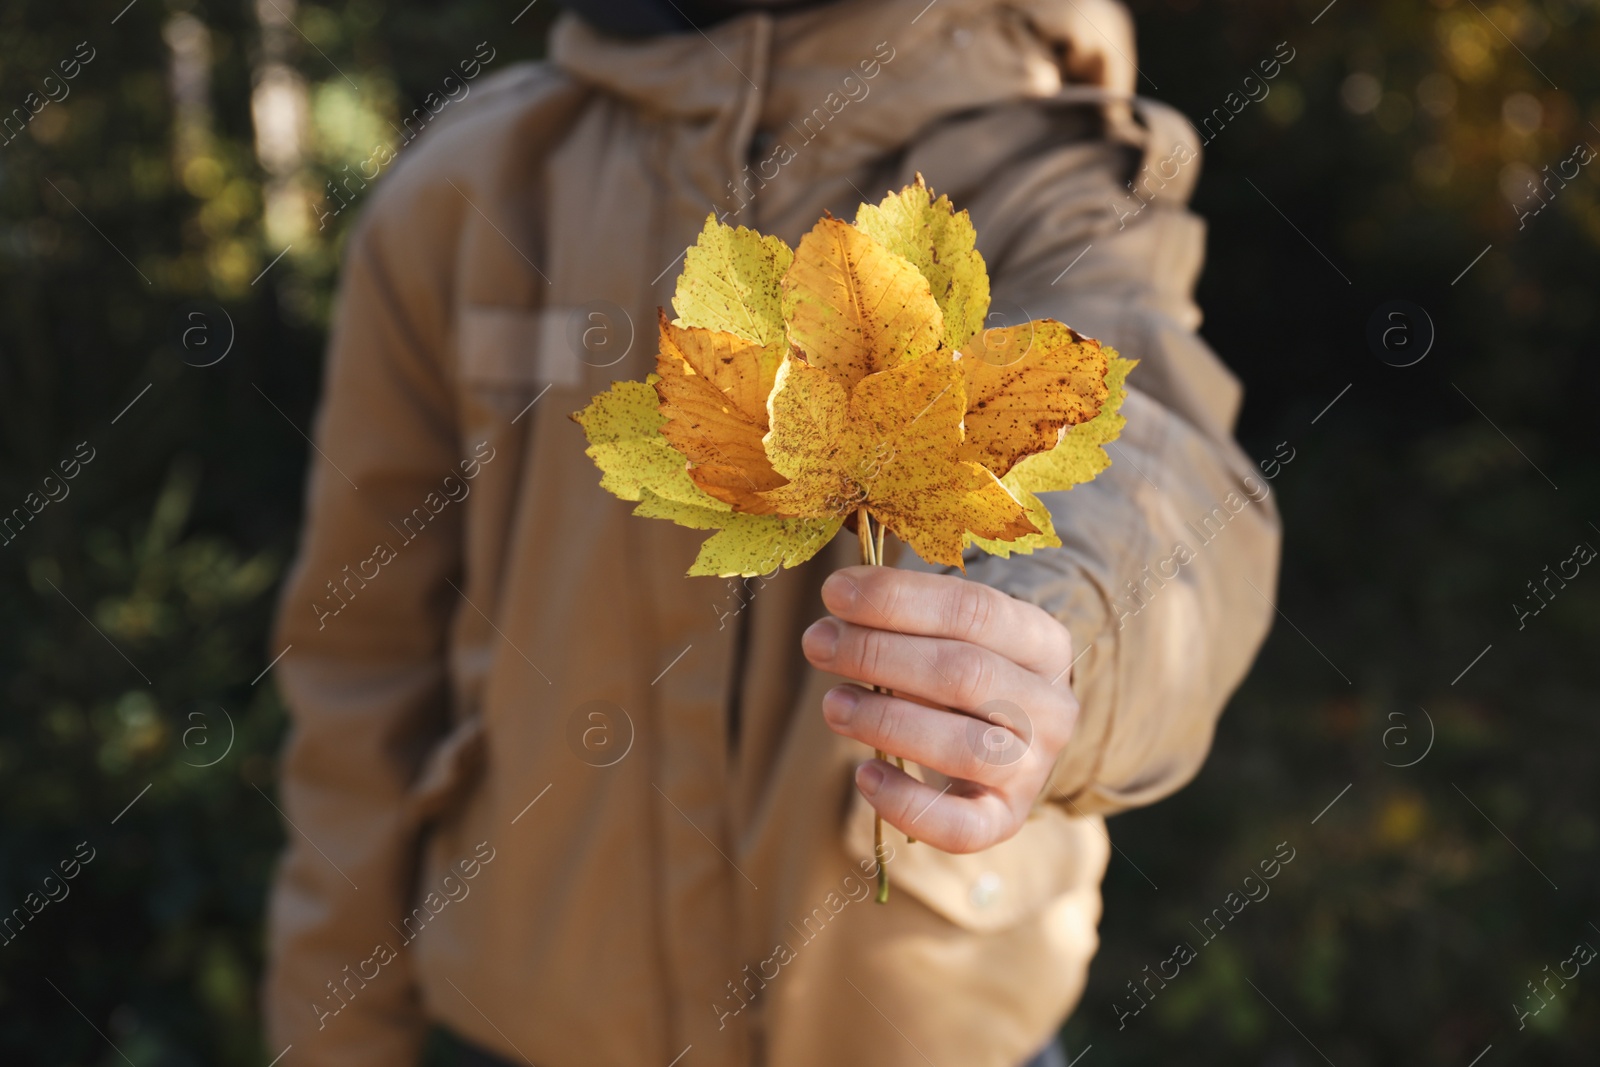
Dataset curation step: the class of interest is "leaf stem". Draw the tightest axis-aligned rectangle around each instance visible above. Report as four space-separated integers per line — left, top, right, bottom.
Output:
857 506 891 904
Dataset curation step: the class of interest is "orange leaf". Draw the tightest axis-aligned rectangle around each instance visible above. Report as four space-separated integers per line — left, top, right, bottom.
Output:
653 312 787 512
959 320 1109 477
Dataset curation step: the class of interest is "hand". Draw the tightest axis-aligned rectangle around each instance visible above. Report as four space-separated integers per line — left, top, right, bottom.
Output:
802 565 1080 854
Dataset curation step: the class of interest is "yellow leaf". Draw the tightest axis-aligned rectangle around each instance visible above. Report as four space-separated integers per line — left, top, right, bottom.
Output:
573 186 1135 578
632 488 730 528
919 463 1040 568
753 356 852 513
759 350 1035 569
959 320 1110 477
633 492 843 577
653 313 786 512
569 378 731 511
854 176 990 352
673 214 793 346
965 347 1131 559
691 513 844 577
1007 353 1137 495
966 482 1062 558
781 217 943 392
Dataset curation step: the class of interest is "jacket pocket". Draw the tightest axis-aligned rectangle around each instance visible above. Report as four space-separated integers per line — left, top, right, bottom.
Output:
841 781 1098 933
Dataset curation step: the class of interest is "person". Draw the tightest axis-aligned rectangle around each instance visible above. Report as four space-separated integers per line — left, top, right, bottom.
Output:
262 0 1281 1065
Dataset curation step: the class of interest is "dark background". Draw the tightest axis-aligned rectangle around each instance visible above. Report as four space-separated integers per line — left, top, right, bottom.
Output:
1 0 1595 1064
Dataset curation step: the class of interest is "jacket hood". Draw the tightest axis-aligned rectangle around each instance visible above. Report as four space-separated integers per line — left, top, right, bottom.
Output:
549 0 1137 146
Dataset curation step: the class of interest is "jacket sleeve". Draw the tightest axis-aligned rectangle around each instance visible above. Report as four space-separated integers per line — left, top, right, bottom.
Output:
962 99 1282 817
262 175 465 1065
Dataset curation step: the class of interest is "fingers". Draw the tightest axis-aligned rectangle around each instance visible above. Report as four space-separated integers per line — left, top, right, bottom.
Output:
807 567 1082 855
823 684 1040 790
820 566 1072 680
854 759 1016 854
802 615 1066 740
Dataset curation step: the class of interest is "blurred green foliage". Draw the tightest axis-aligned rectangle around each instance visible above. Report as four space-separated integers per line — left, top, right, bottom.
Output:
1070 1 1600 1064
0 2 555 1063
0 0 1595 1064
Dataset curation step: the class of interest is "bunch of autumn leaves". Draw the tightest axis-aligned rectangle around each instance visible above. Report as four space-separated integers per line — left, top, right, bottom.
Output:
573 179 1136 578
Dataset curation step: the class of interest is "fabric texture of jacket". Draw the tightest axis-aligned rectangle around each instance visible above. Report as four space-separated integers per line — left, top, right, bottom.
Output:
264 1 1282 1064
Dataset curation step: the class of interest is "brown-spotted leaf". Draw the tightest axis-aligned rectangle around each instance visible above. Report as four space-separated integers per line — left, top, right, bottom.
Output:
759 349 1035 568
752 357 854 517
653 312 787 512
673 215 792 346
573 183 1131 579
959 320 1110 477
781 217 943 392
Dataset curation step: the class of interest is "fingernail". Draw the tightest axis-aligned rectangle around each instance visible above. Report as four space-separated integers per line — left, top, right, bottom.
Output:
823 685 859 724
803 618 839 660
821 572 856 610
857 760 885 797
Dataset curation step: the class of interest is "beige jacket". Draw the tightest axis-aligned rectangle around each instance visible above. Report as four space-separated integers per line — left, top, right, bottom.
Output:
264 2 1281 1065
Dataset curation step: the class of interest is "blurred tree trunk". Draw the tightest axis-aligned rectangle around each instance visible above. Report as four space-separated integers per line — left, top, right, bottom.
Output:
250 0 311 249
